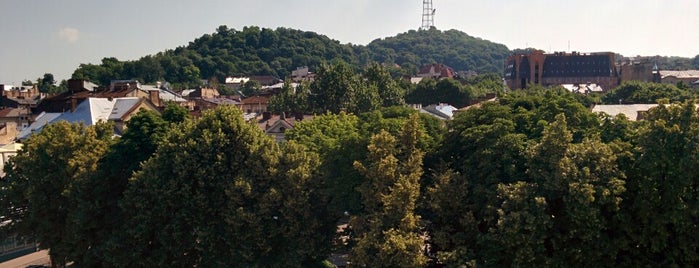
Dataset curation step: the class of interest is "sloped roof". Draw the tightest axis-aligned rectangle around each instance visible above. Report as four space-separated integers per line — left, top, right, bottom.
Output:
592 104 659 121
55 98 118 125
141 85 187 102
18 97 153 140
17 112 62 140
109 98 144 121
659 70 699 79
422 103 457 120
241 95 269 105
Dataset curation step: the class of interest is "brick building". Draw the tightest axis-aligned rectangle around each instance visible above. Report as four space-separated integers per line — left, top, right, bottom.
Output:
505 51 619 91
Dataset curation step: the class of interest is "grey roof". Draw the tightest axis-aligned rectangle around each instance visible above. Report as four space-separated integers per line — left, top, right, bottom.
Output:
141 85 187 102
55 98 118 125
17 112 62 140
422 103 457 120
17 97 146 141
109 98 142 120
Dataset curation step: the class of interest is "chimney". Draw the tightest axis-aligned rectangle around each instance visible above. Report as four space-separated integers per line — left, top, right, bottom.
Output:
280 112 286 120
70 98 77 113
149 90 161 107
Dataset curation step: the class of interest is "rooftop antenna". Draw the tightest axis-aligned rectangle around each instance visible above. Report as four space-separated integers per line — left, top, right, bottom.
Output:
421 0 435 30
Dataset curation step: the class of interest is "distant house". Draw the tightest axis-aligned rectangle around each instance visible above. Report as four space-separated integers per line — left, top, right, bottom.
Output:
182 87 220 99
249 75 283 87
291 66 315 82
1 84 43 116
240 95 270 114
257 113 313 142
19 97 159 140
420 103 458 120
417 64 456 79
35 79 176 113
224 77 250 89
0 108 32 144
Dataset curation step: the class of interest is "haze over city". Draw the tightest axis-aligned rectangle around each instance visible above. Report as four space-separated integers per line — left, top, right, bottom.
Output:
1 0 697 84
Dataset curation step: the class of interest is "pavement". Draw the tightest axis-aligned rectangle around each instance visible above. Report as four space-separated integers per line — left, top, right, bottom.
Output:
0 250 50 268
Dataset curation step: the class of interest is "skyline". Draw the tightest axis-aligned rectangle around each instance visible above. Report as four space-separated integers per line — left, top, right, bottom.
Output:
1 0 697 84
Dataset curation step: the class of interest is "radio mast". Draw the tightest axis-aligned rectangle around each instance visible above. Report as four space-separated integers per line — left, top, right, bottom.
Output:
420 0 435 30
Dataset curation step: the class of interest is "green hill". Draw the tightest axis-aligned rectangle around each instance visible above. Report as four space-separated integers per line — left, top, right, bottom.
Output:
366 28 510 74
71 26 511 87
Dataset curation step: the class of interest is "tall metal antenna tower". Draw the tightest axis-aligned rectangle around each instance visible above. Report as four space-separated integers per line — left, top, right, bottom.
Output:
420 0 435 30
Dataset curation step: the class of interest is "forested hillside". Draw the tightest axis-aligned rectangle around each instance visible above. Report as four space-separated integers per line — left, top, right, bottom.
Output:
366 28 510 74
70 26 510 87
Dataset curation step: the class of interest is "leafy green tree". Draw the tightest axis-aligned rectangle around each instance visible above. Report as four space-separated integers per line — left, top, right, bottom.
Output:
116 106 332 267
427 102 527 266
406 78 473 107
285 112 364 214
350 114 427 267
364 63 405 107
522 114 625 266
601 81 692 104
240 79 262 97
268 80 310 115
70 111 168 266
311 60 365 114
160 102 190 123
0 121 113 267
618 102 699 266
36 73 62 94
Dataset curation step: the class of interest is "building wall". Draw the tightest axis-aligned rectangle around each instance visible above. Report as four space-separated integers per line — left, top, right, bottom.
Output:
505 51 619 91
620 63 654 82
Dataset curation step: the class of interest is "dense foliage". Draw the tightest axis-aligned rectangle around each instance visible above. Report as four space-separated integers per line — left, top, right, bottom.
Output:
2 84 699 267
601 81 693 104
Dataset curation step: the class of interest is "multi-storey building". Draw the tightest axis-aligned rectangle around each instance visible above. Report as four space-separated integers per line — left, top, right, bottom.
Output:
505 50 619 91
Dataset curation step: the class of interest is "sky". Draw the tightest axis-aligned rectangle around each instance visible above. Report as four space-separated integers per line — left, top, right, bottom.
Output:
1 0 697 84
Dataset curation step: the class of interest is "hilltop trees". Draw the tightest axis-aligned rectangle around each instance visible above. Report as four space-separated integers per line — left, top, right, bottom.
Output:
69 26 511 88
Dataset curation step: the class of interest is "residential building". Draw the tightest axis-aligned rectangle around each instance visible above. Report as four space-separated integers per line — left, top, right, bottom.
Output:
19 97 159 140
417 64 456 79
421 103 457 120
240 95 270 114
256 112 313 142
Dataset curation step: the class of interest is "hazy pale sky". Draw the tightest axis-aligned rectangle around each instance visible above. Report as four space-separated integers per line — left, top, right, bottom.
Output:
1 0 697 84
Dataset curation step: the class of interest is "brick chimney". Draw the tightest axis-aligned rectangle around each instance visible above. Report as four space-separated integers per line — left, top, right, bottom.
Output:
70 98 77 112
149 90 161 107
